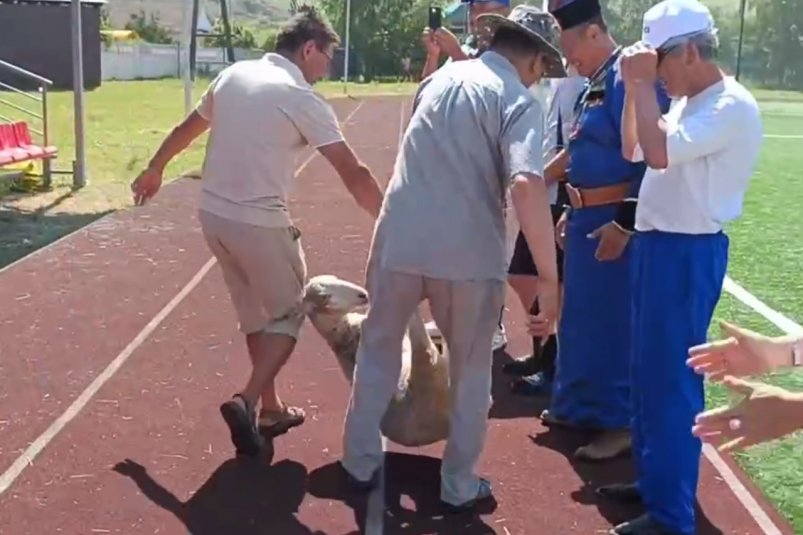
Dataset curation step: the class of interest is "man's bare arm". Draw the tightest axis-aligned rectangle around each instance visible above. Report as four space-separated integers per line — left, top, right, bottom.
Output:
543 148 569 188
509 173 559 283
421 53 440 80
632 82 668 169
146 111 210 173
317 141 384 218
621 87 639 161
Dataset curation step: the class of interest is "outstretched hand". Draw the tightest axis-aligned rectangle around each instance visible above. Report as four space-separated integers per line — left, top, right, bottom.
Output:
692 376 803 452
687 320 788 380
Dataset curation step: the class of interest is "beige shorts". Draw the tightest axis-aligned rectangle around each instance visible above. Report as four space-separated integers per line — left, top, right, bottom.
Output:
199 210 307 338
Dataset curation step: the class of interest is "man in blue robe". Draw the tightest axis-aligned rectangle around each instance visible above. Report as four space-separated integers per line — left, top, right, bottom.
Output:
539 0 670 461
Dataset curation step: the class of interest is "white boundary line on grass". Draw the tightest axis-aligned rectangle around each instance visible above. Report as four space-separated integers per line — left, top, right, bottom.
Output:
764 134 803 139
703 274 803 535
0 100 366 499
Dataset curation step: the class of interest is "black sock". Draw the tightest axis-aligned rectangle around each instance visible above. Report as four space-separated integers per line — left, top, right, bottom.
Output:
541 334 557 380
529 297 558 379
529 298 543 362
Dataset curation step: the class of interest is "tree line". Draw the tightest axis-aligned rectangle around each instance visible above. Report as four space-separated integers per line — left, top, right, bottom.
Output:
312 0 802 90
109 0 803 90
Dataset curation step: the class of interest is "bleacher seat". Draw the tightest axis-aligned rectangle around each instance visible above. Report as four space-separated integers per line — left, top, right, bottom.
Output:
0 121 57 166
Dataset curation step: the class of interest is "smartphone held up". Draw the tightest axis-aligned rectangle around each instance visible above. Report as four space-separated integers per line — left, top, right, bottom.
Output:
428 6 442 29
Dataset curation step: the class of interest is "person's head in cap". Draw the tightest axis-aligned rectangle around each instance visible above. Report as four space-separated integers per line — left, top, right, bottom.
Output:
635 0 721 98
475 4 567 87
548 0 618 78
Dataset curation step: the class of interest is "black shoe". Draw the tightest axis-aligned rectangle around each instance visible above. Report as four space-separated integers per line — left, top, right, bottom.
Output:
502 355 540 376
511 370 553 397
441 478 494 514
219 394 262 457
611 514 682 535
339 462 380 493
597 482 642 504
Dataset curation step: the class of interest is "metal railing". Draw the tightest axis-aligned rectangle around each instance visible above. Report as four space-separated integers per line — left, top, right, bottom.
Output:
0 59 56 188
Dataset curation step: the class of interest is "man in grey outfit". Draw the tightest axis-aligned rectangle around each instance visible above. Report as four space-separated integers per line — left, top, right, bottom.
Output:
340 5 567 513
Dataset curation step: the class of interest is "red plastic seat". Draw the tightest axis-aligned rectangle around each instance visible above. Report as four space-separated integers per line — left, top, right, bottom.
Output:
0 122 58 166
0 123 29 162
12 122 57 158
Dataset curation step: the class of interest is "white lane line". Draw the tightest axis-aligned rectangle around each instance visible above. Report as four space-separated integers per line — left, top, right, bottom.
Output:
364 98 409 534
703 443 784 535
723 276 803 335
397 97 407 149
0 257 217 497
702 274 803 534
0 98 368 499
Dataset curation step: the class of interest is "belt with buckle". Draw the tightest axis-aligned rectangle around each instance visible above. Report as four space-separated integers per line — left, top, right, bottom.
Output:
566 182 631 209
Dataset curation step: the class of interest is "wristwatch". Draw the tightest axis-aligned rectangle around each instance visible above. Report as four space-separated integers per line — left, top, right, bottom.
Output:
792 338 802 366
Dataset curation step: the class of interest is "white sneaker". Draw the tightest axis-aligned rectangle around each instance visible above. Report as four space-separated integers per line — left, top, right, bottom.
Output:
427 321 507 351
425 320 443 340
492 324 507 352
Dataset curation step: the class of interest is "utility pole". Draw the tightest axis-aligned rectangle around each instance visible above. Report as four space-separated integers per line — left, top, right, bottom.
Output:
735 0 747 80
71 0 86 188
343 0 351 93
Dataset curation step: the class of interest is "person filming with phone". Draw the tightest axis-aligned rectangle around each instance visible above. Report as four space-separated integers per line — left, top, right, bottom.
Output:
421 0 511 79
419 0 514 355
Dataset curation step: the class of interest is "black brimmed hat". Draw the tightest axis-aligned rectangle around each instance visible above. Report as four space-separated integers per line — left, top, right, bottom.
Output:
476 5 568 78
550 0 603 31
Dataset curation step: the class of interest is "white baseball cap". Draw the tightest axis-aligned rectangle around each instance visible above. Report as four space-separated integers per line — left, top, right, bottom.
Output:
641 0 716 50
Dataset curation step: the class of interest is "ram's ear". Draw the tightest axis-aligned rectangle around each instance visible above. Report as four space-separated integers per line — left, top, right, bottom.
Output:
300 283 330 310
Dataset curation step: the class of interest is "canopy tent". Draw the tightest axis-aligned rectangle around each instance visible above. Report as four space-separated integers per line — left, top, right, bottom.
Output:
443 1 468 31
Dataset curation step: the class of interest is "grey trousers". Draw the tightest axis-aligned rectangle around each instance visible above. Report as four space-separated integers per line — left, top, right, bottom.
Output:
341 262 504 505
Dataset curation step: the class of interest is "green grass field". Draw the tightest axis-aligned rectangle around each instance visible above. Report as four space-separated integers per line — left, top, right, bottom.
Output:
702 87 803 532
0 79 417 264
1 78 802 530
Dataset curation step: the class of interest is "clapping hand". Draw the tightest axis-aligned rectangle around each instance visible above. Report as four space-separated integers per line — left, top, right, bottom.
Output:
692 376 803 452
687 320 790 380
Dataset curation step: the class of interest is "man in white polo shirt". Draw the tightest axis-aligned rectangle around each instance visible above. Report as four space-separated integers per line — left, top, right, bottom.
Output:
595 1 763 533
131 7 384 457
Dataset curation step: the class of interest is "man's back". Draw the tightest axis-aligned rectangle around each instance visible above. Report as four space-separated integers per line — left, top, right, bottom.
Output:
376 51 544 282
198 53 343 228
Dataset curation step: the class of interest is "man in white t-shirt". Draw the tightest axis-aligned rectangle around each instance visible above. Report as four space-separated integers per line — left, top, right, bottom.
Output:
595 1 763 534
130 7 383 458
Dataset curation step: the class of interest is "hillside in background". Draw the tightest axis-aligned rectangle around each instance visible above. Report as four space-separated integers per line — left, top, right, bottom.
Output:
105 0 296 34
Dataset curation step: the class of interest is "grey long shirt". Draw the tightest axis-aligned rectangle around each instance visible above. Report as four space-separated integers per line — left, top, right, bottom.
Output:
373 51 546 282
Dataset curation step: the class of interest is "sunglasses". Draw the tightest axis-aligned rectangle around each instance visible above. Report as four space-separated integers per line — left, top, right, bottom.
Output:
656 43 682 65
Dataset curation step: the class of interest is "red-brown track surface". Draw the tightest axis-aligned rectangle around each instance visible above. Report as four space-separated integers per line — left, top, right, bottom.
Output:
0 96 794 535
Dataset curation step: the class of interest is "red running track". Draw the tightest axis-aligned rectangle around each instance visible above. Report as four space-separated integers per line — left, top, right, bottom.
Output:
0 96 793 535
